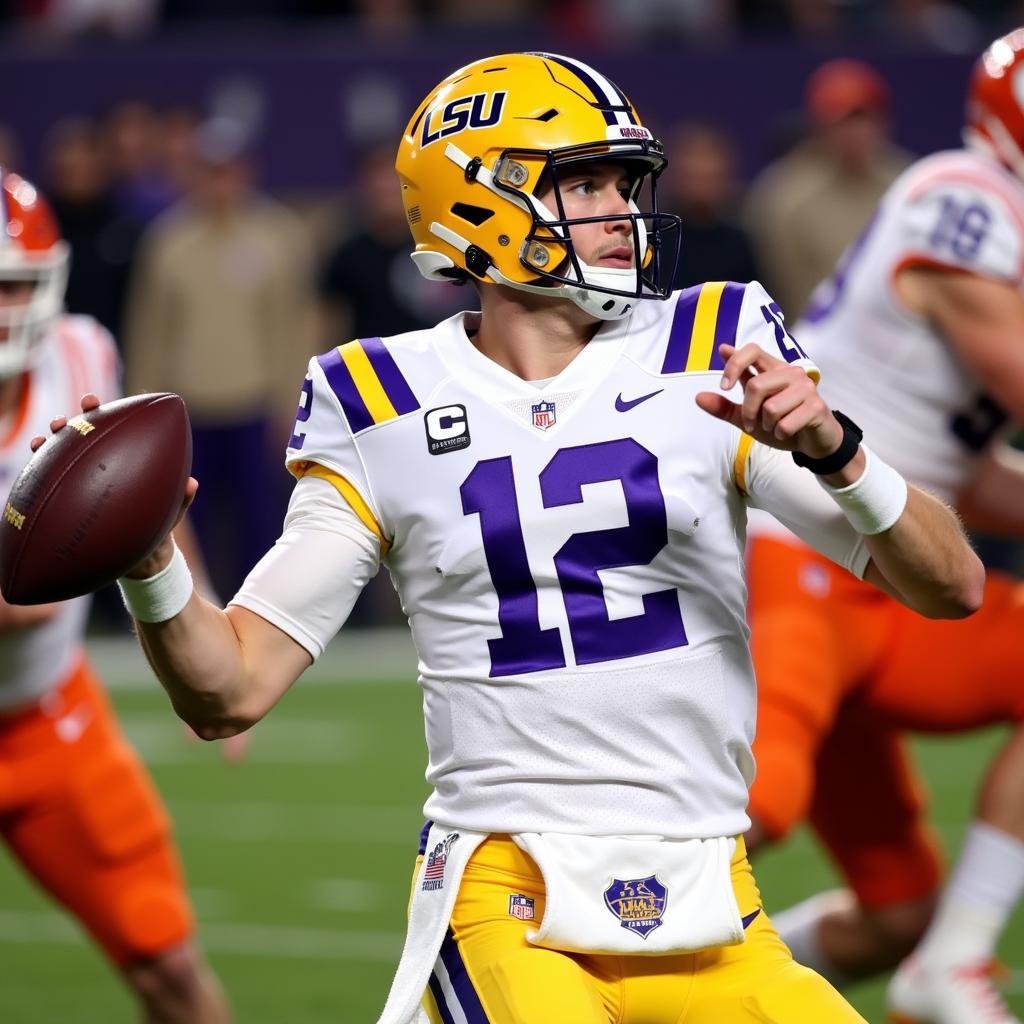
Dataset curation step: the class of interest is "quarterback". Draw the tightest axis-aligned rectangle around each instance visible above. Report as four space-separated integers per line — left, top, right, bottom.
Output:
746 29 1024 1024
0 173 232 1023
49 53 982 1023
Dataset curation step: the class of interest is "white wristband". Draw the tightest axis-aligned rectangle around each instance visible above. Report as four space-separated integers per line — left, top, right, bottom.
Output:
118 542 194 623
818 446 908 535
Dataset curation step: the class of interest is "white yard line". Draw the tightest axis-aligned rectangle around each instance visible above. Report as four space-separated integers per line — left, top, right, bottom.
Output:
88 628 418 689
166 800 423 845
0 911 402 961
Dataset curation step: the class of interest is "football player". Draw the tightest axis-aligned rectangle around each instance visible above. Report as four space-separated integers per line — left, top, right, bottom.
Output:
0 172 233 1023
49 53 983 1024
745 28 1024 1024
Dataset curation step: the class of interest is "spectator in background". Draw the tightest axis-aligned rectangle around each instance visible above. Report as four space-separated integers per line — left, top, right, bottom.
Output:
123 116 315 600
102 100 183 223
745 59 912 316
156 105 201 204
44 117 142 340
661 121 760 289
317 141 473 348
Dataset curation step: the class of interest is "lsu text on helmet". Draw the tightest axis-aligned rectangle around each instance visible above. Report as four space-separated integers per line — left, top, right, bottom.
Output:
396 52 681 321
0 171 69 378
965 28 1024 180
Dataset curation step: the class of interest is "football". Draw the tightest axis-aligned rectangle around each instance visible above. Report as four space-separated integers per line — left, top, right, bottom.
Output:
0 393 192 605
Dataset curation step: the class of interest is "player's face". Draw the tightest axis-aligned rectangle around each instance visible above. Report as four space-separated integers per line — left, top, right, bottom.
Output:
537 163 635 269
0 282 34 343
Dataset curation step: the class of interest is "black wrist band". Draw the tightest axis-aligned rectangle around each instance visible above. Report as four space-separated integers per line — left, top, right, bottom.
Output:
792 410 864 476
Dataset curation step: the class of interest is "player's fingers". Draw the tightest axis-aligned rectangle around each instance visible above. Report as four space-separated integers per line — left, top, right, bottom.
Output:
718 343 782 389
772 390 837 445
80 393 100 412
773 404 820 443
171 478 199 530
755 376 818 435
29 435 45 452
49 415 68 434
695 391 744 429
739 368 802 432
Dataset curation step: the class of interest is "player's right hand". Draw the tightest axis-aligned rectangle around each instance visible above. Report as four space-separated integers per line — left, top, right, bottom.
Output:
29 393 199 581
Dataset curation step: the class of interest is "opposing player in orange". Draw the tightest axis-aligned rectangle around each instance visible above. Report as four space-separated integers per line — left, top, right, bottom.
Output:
746 30 1024 1024
0 171 233 1022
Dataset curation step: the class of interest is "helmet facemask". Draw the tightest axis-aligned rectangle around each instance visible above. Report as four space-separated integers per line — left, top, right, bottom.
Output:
0 246 69 379
499 140 680 319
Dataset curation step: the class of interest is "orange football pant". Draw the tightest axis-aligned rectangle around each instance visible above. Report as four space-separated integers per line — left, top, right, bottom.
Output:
747 535 1024 909
0 656 194 965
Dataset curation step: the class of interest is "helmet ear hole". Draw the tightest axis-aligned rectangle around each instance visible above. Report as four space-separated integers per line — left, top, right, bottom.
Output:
451 203 495 226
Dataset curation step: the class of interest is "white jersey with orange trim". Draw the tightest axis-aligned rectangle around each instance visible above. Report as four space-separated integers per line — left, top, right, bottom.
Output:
234 281 870 839
0 315 120 711
792 147 1024 504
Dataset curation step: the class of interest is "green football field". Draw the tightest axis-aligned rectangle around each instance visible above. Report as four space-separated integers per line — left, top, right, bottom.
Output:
1 633 1020 1023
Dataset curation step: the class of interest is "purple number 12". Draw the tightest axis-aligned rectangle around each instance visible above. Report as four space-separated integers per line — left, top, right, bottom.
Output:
461 438 688 677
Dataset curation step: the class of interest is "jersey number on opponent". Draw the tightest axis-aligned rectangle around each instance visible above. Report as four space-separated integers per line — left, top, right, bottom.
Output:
461 438 688 677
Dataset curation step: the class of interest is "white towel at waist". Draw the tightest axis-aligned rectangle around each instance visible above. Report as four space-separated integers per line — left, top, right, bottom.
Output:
512 832 742 955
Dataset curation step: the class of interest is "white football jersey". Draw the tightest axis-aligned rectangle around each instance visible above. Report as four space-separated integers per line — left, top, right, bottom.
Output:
795 148 1024 503
244 281 870 839
0 315 119 710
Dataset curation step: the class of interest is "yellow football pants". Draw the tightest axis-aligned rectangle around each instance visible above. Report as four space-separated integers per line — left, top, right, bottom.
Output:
419 835 866 1024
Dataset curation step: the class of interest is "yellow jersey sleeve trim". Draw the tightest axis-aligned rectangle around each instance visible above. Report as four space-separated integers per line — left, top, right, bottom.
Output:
733 432 755 496
292 461 391 555
339 340 399 426
684 280 727 372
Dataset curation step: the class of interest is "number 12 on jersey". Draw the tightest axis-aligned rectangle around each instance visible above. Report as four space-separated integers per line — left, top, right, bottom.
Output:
461 437 688 677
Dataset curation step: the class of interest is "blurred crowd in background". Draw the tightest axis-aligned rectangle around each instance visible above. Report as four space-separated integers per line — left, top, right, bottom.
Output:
2 0 1024 49
5 4 1024 624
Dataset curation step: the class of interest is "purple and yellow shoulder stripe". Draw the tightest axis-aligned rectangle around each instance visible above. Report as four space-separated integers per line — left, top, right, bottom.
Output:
662 281 746 374
317 337 419 434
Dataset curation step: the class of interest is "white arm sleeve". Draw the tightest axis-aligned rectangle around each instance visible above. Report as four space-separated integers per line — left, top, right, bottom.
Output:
744 441 871 578
230 474 382 660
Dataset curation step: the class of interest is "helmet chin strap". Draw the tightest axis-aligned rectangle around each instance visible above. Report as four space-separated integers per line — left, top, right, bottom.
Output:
430 220 638 320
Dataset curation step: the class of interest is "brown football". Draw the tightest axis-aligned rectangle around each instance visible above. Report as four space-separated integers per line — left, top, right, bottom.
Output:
0 393 192 604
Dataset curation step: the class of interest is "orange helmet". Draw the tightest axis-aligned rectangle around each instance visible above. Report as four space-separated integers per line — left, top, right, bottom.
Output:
396 52 681 320
965 28 1024 179
0 171 69 377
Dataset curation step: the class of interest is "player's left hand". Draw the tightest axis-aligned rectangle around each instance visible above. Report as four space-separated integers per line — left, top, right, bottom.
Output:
696 343 844 460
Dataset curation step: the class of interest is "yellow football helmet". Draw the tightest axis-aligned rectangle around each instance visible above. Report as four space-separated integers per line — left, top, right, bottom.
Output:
396 52 681 320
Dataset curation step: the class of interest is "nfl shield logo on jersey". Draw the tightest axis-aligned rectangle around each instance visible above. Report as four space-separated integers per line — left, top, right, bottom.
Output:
603 875 668 939
508 894 535 921
531 400 556 431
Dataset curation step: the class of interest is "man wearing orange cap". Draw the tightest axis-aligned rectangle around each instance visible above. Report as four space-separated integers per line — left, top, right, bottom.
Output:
745 58 912 317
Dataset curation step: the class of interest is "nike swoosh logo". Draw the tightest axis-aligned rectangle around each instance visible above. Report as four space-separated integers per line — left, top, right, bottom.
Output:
615 389 664 412
741 908 762 930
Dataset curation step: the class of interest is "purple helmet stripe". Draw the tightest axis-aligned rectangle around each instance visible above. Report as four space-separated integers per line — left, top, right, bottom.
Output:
438 929 491 1022
661 285 702 373
359 336 419 416
709 281 746 371
533 52 618 126
317 347 373 434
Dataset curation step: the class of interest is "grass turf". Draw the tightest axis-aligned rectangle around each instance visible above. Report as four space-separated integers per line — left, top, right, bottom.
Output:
0 660 1019 1022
